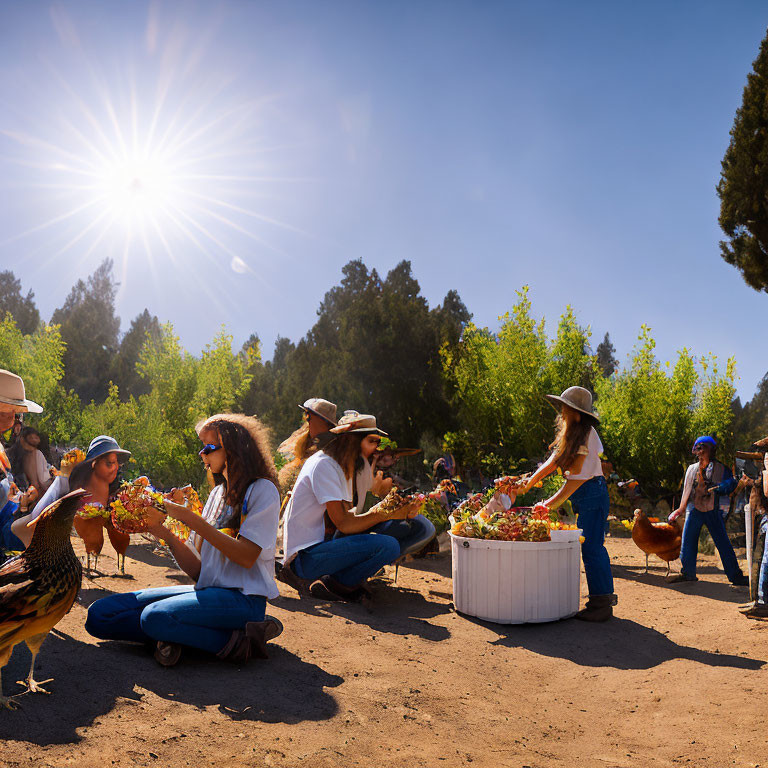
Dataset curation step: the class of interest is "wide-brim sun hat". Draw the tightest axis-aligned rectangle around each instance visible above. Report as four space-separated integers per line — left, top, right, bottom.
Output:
298 398 337 426
0 369 43 414
544 386 599 423
85 435 132 463
330 413 388 436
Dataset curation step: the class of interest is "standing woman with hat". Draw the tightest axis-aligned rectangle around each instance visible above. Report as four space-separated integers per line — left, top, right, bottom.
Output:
519 386 615 621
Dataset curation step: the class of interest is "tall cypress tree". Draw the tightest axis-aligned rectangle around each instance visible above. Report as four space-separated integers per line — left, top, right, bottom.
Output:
718 30 768 292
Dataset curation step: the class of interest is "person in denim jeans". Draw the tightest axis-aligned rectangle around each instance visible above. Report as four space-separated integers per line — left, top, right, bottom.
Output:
280 414 421 602
86 414 284 667
520 387 614 621
667 436 747 586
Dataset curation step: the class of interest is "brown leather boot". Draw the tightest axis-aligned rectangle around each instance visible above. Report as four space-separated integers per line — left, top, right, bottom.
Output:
575 594 614 622
245 617 284 659
309 575 366 602
216 629 251 665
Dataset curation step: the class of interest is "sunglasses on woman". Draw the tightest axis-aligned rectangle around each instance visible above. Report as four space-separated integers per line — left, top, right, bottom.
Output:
199 443 222 456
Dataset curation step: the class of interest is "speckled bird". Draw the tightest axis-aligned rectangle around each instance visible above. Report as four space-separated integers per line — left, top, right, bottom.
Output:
0 488 87 709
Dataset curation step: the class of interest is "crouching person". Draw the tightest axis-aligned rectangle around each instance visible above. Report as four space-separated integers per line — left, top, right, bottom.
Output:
85 414 283 666
278 414 419 602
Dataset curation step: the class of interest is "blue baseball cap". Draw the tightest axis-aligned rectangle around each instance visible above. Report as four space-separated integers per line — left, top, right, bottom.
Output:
85 435 131 463
692 435 717 453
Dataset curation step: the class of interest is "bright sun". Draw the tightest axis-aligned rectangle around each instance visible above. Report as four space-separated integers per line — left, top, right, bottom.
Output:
99 155 175 223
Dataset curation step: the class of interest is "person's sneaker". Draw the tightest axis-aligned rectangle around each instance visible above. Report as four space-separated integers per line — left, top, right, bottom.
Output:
730 574 749 587
153 641 182 667
665 573 698 584
275 563 312 596
309 575 365 603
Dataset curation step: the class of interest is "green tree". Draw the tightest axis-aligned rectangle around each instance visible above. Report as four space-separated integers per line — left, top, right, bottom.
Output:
51 259 120 402
594 326 736 499
596 332 618 377
0 271 40 334
718 30 768 291
110 309 162 399
442 288 595 476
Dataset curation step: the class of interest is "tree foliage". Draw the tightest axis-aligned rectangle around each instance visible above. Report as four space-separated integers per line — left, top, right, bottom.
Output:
441 287 596 476
596 332 618 377
0 271 40 335
718 30 768 292
594 326 736 499
51 258 121 402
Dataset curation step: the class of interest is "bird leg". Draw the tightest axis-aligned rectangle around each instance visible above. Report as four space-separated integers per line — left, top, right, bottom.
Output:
19 633 52 695
0 650 19 710
665 562 671 578
0 673 19 710
118 552 125 573
645 553 649 574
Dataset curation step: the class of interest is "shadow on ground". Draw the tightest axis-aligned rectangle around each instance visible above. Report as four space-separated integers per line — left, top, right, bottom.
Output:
1 630 343 746
466 614 765 670
273 580 452 643
612 563 749 604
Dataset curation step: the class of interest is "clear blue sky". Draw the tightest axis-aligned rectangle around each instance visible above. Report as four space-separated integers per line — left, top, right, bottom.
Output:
0 1 766 400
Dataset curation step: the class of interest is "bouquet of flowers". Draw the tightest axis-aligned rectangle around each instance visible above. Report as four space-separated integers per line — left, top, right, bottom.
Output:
76 499 109 520
162 485 204 542
369 488 425 517
450 502 554 542
110 476 165 534
55 448 86 477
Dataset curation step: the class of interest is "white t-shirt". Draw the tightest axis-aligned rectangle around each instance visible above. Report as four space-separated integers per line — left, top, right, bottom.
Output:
563 427 604 481
30 475 70 520
189 479 280 599
282 451 352 563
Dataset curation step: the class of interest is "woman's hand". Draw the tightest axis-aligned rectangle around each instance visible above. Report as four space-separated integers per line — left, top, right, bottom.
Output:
162 498 193 524
668 508 684 523
371 470 393 498
145 505 168 535
763 452 768 471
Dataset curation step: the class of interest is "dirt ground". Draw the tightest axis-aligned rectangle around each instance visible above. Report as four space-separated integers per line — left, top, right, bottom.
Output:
1 534 766 768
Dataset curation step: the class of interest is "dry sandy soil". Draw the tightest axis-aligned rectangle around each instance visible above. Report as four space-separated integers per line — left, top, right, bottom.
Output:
0 534 766 768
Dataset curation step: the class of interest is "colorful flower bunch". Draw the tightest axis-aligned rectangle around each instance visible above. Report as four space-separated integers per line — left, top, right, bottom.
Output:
162 485 204 542
76 500 109 520
450 503 553 542
110 476 165 534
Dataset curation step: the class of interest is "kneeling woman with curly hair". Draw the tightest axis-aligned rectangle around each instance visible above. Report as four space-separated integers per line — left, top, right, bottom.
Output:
85 413 283 666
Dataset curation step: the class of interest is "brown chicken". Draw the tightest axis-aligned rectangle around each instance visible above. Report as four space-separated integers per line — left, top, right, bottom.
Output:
0 489 87 709
73 513 130 573
631 508 682 576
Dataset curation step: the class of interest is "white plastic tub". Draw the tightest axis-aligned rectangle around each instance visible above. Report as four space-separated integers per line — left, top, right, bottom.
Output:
450 533 582 624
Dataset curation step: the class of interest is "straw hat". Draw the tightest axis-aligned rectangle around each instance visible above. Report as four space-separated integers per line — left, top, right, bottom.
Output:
0 369 42 413
330 413 388 436
544 386 599 422
298 398 337 426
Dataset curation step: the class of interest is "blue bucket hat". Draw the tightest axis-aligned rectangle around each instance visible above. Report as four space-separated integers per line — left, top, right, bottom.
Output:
85 435 131 463
692 435 717 454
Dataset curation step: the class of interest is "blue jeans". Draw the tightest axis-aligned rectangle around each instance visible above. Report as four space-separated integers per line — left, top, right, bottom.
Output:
292 533 401 587
680 507 744 583
0 500 23 553
339 514 436 557
758 518 768 604
85 585 267 655
570 476 613 596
